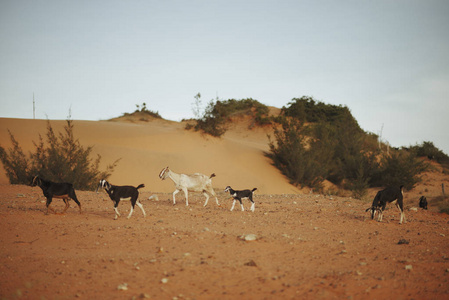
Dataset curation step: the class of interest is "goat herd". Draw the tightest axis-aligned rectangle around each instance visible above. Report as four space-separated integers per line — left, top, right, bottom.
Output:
30 167 427 223
29 167 257 220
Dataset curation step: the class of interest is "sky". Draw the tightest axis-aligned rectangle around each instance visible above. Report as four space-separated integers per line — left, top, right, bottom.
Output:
1 0 448 154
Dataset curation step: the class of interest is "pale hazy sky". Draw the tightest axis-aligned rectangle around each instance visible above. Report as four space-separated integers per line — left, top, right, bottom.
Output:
1 0 448 153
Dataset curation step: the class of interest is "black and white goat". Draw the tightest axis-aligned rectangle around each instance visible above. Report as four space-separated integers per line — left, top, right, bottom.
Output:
31 175 82 214
96 179 146 220
419 196 428 210
224 186 256 212
366 185 406 224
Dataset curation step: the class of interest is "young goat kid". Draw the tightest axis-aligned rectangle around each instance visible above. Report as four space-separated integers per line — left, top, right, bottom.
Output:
366 185 406 224
31 175 82 214
159 166 219 207
224 186 257 212
96 180 146 220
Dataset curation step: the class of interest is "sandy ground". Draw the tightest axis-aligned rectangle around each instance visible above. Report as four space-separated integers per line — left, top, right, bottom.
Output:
1 184 449 300
1 117 449 299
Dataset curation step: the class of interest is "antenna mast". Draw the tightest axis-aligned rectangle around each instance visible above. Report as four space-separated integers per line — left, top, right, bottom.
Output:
33 93 35 119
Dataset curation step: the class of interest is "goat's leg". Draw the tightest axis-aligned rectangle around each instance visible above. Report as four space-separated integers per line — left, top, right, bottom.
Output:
70 190 82 214
378 209 383 222
45 197 56 214
203 192 210 207
239 199 244 211
396 202 406 224
208 188 220 206
136 201 146 217
61 198 70 214
127 202 135 219
172 189 180 205
230 199 236 211
113 201 121 220
249 195 255 212
182 188 189 206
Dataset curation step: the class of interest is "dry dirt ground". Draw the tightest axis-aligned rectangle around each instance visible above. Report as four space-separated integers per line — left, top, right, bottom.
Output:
1 184 449 300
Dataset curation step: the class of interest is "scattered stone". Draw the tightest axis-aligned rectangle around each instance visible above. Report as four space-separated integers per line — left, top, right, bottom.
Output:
409 207 418 212
241 234 257 241
148 194 159 201
405 265 413 271
117 283 128 291
244 260 257 267
161 278 169 284
139 293 150 299
398 239 410 245
440 233 446 237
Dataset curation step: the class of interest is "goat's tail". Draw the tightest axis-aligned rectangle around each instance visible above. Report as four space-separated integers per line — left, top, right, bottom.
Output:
252 188 257 192
137 184 145 190
210 173 216 179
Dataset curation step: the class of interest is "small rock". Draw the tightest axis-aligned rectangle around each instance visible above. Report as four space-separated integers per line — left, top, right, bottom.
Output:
117 283 128 291
244 260 257 267
405 265 413 271
241 234 257 241
409 207 418 212
161 278 169 284
398 239 409 245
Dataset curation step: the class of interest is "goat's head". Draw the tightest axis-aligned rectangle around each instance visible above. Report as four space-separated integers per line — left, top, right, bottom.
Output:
224 186 232 193
159 167 170 180
365 206 381 220
30 175 41 187
96 179 111 193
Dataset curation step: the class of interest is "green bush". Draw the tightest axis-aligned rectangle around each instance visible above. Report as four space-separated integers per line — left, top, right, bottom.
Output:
191 98 271 137
268 118 327 189
370 151 428 190
269 96 427 193
0 119 119 190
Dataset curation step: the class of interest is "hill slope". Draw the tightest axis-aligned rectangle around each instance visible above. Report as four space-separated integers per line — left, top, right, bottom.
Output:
0 117 300 194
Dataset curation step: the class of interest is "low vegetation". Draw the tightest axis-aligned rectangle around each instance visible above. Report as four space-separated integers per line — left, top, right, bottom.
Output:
268 96 429 197
0 119 119 190
117 102 162 121
187 96 271 137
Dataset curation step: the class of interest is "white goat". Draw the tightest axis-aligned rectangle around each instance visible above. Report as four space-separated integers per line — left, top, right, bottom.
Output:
158 166 220 207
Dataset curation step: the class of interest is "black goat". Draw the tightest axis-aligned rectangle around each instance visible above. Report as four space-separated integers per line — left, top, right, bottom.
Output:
96 179 146 219
224 186 257 212
31 176 82 214
419 196 428 210
365 185 406 224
